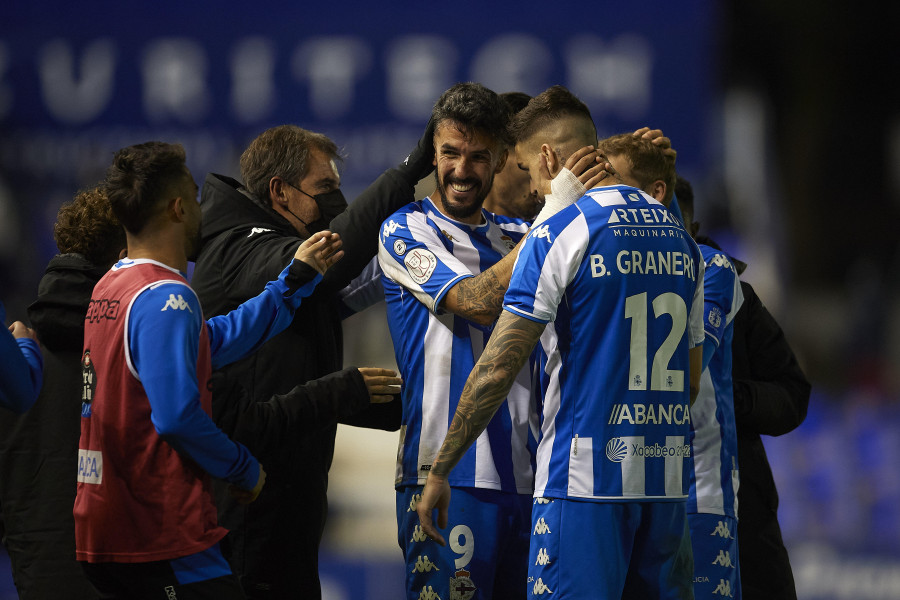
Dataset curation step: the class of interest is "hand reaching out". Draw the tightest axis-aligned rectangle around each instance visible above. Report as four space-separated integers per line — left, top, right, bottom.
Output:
8 321 37 341
294 231 343 275
358 367 402 403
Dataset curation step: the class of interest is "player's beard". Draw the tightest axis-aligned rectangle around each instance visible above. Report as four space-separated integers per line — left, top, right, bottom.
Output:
434 169 494 221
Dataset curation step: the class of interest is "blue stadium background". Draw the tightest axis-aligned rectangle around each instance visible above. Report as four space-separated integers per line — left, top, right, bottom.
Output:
1 1 898 598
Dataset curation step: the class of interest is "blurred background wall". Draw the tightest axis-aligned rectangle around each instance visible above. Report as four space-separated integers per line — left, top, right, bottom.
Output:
1 1 897 598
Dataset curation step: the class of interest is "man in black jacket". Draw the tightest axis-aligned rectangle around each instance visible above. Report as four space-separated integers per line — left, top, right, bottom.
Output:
191 122 434 599
677 176 810 600
0 186 124 600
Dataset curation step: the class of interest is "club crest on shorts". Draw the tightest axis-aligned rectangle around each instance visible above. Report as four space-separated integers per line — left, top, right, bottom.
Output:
450 569 476 600
405 248 437 284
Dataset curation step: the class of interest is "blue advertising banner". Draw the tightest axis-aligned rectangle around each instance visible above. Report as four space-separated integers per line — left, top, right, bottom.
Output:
0 1 718 312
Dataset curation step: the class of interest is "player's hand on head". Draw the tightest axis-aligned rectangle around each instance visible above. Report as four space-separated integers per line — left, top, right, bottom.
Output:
358 367 402 404
229 464 266 505
632 126 677 160
417 474 451 546
565 145 615 189
295 231 343 275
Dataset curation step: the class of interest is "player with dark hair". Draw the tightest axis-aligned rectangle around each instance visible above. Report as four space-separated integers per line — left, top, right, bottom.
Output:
380 82 608 599
74 141 342 598
483 91 539 220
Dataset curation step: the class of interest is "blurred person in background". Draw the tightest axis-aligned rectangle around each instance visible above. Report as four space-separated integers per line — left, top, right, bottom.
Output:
0 186 124 599
677 176 809 600
482 91 540 221
191 121 435 599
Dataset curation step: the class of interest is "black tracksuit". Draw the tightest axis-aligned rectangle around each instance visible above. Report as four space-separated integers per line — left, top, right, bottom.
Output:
732 280 810 600
192 162 424 599
0 254 104 599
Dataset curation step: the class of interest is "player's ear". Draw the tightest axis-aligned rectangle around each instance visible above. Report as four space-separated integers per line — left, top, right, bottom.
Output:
540 144 561 177
269 177 289 208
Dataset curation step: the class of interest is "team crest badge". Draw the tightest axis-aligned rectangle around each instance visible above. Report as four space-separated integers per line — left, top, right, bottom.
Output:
450 569 476 600
404 248 438 284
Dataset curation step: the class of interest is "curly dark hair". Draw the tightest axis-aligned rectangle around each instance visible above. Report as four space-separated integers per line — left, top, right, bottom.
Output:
54 186 126 267
432 82 512 147
104 141 188 234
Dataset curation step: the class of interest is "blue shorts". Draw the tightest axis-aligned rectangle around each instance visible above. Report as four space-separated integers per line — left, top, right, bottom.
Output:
397 485 531 600
688 513 741 599
527 498 693 600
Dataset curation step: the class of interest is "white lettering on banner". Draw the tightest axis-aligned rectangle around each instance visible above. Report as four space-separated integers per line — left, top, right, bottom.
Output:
77 449 103 484
230 37 276 122
564 33 653 119
142 38 210 123
386 35 458 120
470 34 551 96
12 32 657 126
38 39 116 124
292 36 372 121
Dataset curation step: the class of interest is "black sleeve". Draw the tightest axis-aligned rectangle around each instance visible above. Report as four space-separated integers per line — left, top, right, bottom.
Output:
318 119 436 293
211 367 370 461
339 393 403 431
732 282 811 437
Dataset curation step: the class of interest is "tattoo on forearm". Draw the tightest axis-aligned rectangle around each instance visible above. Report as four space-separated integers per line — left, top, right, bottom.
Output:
431 313 545 477
453 269 507 321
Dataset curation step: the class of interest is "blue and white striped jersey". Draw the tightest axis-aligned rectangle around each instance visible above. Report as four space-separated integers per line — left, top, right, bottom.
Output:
688 244 744 517
504 185 705 502
377 197 536 494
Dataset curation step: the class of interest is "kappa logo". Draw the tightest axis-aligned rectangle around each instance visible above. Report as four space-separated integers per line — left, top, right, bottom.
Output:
441 229 456 242
713 579 733 597
417 585 441 600
247 227 273 237
531 224 552 242
407 493 422 512
86 298 120 323
383 219 406 241
533 518 551 535
404 248 438 284
412 555 440 573
710 521 734 539
712 550 735 568
165 585 177 600
411 524 428 543
535 548 551 566
534 497 552 504
710 253 735 272
532 578 554 595
161 294 192 313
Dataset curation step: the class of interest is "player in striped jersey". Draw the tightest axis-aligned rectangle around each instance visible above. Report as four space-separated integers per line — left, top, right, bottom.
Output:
379 83 607 600
675 177 744 599
418 86 704 600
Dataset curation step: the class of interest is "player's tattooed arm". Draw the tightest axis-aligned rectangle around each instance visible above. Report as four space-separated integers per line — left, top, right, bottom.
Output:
430 311 545 477
440 242 522 326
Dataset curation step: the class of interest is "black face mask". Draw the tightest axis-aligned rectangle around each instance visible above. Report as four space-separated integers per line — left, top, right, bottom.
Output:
283 183 348 235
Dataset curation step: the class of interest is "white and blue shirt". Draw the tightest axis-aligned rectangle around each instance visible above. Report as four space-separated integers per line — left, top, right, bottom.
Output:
378 197 536 494
504 185 705 502
688 244 744 517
